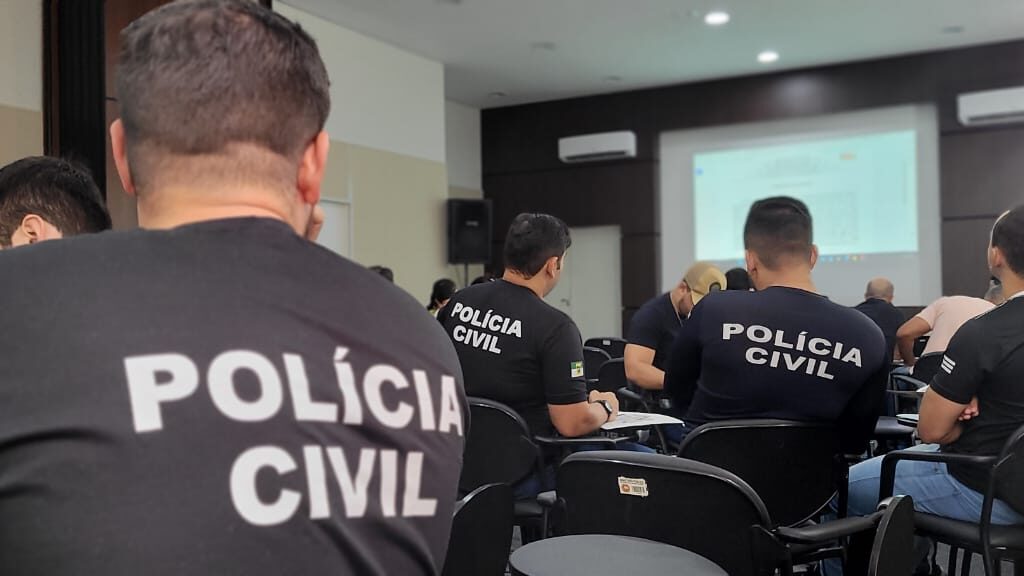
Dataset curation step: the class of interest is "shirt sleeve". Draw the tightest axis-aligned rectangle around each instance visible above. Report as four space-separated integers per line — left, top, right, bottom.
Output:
915 298 942 329
930 320 986 405
663 301 704 412
626 303 660 350
541 320 589 406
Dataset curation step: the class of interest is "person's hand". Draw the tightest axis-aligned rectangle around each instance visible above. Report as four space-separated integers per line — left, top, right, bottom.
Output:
304 204 325 242
589 390 620 422
958 397 979 421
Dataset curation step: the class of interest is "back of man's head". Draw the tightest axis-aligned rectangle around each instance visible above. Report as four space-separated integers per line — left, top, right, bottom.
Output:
116 0 330 193
743 196 814 270
503 213 572 278
724 267 752 291
991 205 1024 280
864 277 895 302
0 156 111 247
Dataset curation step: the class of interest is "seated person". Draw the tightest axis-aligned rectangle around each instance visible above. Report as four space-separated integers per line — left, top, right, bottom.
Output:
664 196 889 453
427 278 457 317
0 2 467 573
624 262 725 442
896 285 1003 383
0 156 111 247
441 213 648 494
845 206 1024 546
853 277 904 359
725 267 752 291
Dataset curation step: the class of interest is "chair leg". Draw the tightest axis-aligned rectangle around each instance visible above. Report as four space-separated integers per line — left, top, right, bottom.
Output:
961 551 973 576
949 547 960 576
1013 558 1024 576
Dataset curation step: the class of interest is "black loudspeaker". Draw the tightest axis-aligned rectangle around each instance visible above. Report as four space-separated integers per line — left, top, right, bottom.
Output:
447 199 492 264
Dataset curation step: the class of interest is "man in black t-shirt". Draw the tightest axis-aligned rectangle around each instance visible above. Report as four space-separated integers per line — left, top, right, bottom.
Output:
0 156 111 247
845 206 1024 527
664 197 889 453
0 3 466 575
624 261 726 391
441 213 621 439
853 277 905 359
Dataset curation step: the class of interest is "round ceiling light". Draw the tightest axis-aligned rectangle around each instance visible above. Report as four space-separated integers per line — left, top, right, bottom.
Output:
757 50 779 64
704 11 730 26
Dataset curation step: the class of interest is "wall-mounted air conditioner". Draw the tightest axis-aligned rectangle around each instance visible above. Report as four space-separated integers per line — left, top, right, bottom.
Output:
957 86 1024 127
558 131 636 163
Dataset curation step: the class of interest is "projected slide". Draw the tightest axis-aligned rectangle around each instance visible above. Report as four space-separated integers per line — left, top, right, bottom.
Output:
693 131 918 262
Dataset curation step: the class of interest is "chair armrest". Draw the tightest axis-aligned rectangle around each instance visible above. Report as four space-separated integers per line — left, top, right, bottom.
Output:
536 490 557 509
891 374 928 390
615 387 645 404
879 450 997 499
774 513 882 544
533 434 634 449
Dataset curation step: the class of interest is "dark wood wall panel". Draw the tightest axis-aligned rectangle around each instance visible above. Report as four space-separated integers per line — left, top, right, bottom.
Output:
940 127 1024 219
483 39 1024 324
942 217 1001 297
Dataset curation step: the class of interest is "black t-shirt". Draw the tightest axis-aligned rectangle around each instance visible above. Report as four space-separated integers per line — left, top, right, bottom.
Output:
854 298 905 356
627 292 682 371
0 218 467 576
664 287 889 453
931 295 1024 513
440 279 587 436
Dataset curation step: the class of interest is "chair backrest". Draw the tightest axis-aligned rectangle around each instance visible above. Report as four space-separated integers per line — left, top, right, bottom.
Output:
556 450 772 576
583 346 612 381
913 336 930 358
868 496 917 576
991 421 1024 515
459 397 540 494
442 483 514 576
594 358 627 393
585 337 627 359
912 351 944 384
677 419 839 527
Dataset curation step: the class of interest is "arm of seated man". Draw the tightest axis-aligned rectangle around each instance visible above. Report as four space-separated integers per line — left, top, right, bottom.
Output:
919 320 988 444
896 316 931 367
624 344 664 390
548 391 620 437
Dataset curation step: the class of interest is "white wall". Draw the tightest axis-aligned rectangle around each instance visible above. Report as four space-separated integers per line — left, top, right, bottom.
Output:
277 3 446 165
444 101 481 191
0 0 42 112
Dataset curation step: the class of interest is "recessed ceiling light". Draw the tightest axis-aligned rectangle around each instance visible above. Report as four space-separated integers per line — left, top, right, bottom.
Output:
942 25 965 34
488 91 508 99
604 75 623 83
758 50 779 64
530 41 557 52
704 11 730 26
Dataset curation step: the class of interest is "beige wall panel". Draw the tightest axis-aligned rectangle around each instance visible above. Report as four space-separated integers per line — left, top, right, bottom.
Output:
0 105 43 167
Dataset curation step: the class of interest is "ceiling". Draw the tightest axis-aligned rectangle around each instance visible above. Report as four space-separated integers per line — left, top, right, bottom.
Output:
286 0 1024 108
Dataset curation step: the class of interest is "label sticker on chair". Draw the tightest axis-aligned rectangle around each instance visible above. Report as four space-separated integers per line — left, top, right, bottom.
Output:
617 476 649 497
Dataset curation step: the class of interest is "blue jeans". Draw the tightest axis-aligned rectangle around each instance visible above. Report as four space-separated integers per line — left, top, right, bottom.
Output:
512 440 655 499
823 444 1024 575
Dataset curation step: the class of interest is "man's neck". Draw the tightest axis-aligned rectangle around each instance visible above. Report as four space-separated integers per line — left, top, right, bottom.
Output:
501 270 545 299
756 269 817 294
1000 274 1024 300
669 287 685 316
137 188 303 234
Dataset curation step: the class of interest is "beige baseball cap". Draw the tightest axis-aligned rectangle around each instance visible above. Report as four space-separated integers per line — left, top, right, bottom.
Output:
684 261 727 305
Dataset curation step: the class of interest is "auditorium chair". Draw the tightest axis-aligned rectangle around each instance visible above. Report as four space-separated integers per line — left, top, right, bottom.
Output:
553 450 916 576
582 346 611 383
442 483 514 576
584 336 627 359
880 422 1024 576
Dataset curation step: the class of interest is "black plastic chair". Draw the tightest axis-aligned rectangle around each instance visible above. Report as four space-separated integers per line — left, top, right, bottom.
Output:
677 419 842 527
582 346 611 382
909 351 944 385
554 451 904 576
868 494 918 576
442 483 514 576
584 337 627 359
880 423 1024 576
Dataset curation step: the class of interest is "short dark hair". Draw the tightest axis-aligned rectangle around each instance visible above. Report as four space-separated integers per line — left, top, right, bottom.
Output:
117 0 330 184
743 196 813 269
368 265 394 283
724 267 752 291
503 213 572 278
992 205 1024 276
427 278 457 309
0 156 111 246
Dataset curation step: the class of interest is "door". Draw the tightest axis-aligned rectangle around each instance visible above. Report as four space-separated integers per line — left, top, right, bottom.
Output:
546 225 622 340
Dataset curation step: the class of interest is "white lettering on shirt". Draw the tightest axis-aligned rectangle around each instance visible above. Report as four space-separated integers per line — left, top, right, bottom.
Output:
727 323 853 380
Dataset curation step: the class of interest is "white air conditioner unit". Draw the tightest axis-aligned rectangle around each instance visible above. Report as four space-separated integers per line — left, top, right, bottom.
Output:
957 86 1024 127
558 131 636 163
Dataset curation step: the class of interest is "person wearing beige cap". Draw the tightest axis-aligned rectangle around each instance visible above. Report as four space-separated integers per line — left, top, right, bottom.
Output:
624 261 727 392
664 196 890 453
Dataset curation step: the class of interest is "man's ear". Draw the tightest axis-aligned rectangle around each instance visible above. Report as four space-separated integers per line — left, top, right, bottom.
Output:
809 244 819 269
297 131 330 206
110 119 136 197
12 214 61 246
545 255 560 277
744 250 757 275
989 245 1005 274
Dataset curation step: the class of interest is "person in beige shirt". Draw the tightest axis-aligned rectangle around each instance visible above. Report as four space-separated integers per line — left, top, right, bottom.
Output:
896 285 1004 381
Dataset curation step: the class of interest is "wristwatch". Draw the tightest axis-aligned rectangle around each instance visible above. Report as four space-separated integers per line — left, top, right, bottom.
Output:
593 399 614 421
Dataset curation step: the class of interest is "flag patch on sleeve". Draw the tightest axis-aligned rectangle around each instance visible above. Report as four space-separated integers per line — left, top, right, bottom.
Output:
570 361 585 378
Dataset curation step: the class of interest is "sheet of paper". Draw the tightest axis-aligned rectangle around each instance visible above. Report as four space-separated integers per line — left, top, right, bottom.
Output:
601 411 684 431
